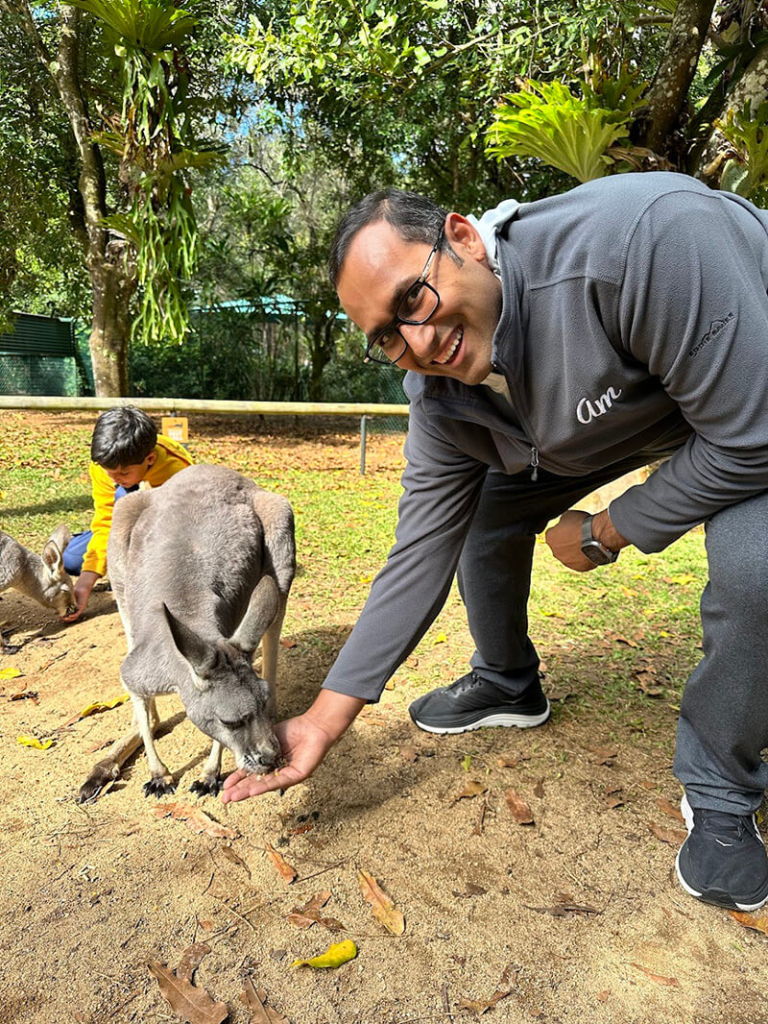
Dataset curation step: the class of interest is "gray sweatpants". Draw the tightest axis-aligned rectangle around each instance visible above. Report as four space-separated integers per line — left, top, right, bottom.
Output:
458 459 768 816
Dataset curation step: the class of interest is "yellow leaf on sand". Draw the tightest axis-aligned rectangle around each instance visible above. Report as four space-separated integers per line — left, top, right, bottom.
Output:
433 632 448 644
0 667 22 680
79 693 130 717
292 940 358 969
358 869 405 936
17 735 53 750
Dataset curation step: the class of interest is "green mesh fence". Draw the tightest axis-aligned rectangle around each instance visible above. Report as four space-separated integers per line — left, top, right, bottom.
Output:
0 353 82 396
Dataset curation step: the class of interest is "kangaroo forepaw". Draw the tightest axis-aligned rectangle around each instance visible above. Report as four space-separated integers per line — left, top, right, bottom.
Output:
77 763 120 804
190 776 223 797
143 777 176 798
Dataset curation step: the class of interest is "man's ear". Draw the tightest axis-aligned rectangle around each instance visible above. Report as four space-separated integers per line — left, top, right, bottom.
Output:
444 213 488 264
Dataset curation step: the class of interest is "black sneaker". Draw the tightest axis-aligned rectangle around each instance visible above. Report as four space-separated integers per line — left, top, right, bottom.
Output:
676 795 768 911
409 671 551 735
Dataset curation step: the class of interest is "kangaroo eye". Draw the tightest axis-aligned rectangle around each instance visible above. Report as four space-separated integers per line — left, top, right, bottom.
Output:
221 712 254 730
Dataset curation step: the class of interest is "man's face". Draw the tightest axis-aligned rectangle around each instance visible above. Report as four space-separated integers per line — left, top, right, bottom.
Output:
104 452 156 489
336 216 503 386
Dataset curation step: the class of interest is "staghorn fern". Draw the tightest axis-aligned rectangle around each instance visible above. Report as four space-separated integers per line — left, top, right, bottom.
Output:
717 101 768 203
487 79 638 183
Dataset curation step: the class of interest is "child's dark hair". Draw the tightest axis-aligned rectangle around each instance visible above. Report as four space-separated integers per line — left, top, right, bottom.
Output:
91 406 158 468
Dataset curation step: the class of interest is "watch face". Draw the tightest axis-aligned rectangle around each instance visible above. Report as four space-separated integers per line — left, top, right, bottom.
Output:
582 542 615 566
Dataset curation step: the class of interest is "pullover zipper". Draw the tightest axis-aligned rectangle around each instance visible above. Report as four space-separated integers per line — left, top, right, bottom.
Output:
530 447 539 482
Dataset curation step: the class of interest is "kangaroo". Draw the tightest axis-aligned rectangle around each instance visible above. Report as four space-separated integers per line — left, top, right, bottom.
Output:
77 465 295 802
0 526 76 618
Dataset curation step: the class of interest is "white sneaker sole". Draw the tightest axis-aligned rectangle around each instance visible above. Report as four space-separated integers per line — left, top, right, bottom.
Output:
675 794 768 912
413 702 551 735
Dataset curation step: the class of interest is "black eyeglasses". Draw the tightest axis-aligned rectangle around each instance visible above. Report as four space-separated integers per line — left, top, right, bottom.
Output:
364 226 444 366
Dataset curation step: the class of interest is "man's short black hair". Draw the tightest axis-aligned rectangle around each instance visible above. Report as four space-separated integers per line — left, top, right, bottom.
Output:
328 188 455 287
91 406 158 469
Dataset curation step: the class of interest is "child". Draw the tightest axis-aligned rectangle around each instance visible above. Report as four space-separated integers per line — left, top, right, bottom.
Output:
63 406 193 621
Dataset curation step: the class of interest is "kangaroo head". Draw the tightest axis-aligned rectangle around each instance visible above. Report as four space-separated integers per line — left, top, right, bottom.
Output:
163 605 279 773
41 525 76 617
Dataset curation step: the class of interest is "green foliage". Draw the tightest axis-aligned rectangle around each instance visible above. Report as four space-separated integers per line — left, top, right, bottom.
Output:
65 0 197 50
717 100 768 203
67 0 226 345
487 77 642 183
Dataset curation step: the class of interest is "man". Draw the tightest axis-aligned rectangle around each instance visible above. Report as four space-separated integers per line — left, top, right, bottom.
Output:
223 172 768 914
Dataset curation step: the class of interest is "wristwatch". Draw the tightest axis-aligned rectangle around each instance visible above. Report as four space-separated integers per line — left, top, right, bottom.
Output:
580 514 619 566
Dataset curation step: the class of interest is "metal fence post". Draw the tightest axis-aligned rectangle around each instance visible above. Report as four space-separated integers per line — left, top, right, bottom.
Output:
360 415 367 475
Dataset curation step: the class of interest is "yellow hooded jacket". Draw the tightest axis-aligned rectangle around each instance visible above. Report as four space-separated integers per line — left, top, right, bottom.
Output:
82 434 194 576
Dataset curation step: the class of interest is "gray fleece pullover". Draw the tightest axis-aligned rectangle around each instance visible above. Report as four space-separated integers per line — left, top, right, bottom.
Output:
324 172 768 703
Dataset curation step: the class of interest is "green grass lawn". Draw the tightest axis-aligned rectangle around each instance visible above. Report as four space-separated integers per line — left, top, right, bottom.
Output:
1 412 706 736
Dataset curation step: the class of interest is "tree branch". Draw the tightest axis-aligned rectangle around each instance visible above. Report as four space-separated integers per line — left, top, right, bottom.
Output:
631 0 717 154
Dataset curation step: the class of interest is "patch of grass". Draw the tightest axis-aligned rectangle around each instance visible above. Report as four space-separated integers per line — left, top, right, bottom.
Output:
2 413 708 731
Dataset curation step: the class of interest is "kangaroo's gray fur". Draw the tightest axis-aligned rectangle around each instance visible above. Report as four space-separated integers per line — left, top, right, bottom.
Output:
77 465 295 802
0 525 75 618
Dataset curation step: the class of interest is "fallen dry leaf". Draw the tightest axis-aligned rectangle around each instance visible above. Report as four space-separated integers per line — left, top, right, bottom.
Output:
588 747 618 766
604 785 624 809
17 734 54 750
358 869 405 935
656 798 684 822
286 890 334 929
458 964 516 1014
79 694 130 718
546 687 575 702
279 639 297 649
730 910 768 936
648 823 687 847
265 844 297 883
175 943 211 982
292 939 358 969
453 883 487 898
220 845 251 878
629 963 680 987
454 780 488 802
148 960 228 1024
505 788 534 825
526 896 601 917
86 738 113 753
241 977 290 1024
399 745 419 762
9 689 39 703
152 803 238 840
533 778 545 799
496 755 528 768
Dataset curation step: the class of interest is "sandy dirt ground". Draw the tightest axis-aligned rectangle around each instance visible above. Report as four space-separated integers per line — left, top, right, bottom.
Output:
1 420 767 1024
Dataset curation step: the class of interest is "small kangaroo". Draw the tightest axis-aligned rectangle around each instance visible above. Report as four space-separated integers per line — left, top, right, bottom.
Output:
0 526 75 618
77 465 295 802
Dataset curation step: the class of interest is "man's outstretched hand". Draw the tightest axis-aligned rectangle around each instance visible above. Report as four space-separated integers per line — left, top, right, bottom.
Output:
221 690 366 804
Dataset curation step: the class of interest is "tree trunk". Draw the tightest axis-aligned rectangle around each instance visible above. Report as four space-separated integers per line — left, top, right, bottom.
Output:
694 43 768 183
631 0 717 157
13 2 135 395
89 250 134 396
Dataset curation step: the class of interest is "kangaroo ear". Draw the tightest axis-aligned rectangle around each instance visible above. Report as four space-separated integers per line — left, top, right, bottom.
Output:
163 604 219 689
42 525 71 578
49 524 72 553
229 575 279 657
42 540 64 577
